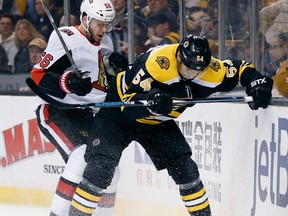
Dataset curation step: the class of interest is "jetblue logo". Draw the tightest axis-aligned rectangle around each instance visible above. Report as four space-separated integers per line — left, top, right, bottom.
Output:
251 116 288 215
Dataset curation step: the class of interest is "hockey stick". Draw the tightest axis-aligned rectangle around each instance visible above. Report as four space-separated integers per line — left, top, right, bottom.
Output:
40 0 80 77
26 78 152 108
26 78 253 109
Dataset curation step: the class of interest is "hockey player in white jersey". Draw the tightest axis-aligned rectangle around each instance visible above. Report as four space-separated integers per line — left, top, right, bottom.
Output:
30 0 128 215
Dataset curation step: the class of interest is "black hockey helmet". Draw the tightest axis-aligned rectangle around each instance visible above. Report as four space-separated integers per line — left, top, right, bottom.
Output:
178 34 211 70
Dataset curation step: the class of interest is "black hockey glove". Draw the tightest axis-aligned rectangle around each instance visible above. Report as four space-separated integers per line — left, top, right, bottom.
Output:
246 76 273 110
147 89 173 114
59 71 92 96
109 52 129 73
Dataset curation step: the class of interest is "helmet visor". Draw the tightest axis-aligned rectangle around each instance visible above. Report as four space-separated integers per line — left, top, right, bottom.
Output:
89 18 113 32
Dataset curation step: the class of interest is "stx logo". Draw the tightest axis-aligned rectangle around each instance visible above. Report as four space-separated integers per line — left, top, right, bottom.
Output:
251 77 267 88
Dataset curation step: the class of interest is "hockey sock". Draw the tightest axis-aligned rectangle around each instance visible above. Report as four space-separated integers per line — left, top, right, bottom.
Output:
93 166 120 216
179 178 211 216
50 145 87 216
92 192 116 216
50 175 80 216
51 145 120 216
69 178 104 216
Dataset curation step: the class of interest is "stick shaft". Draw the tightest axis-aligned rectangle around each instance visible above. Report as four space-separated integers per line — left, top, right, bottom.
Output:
173 96 253 104
26 78 253 109
26 78 150 109
40 0 79 75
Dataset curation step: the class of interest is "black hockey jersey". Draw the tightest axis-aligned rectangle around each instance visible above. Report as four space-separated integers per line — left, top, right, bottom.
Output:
106 44 263 125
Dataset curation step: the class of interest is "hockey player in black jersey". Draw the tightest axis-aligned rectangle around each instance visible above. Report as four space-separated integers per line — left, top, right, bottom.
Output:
69 35 273 216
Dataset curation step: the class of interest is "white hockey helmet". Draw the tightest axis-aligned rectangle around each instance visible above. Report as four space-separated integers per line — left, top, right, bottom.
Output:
80 0 115 23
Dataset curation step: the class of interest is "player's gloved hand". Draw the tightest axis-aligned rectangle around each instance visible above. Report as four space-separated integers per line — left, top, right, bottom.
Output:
108 52 129 74
59 70 92 96
103 56 116 76
147 89 173 114
246 76 273 110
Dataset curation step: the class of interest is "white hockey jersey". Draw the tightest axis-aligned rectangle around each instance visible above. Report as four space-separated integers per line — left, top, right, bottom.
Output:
31 26 114 110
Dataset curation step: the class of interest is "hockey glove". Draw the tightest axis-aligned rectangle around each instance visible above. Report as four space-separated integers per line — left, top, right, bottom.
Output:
147 89 173 114
103 56 116 76
246 76 273 110
108 52 129 73
59 71 92 96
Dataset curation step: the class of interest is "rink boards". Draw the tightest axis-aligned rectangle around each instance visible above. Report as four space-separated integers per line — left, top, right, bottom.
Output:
0 95 287 216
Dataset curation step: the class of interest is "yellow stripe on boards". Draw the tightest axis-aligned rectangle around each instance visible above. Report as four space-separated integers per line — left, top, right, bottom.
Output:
181 188 206 201
76 187 100 202
187 200 209 212
71 200 94 214
0 187 188 216
0 186 53 206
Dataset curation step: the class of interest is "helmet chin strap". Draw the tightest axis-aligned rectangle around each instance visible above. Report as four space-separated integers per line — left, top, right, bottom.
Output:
191 72 200 80
183 72 200 81
82 19 94 43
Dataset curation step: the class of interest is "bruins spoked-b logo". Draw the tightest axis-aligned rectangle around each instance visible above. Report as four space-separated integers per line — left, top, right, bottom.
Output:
92 139 101 146
156 56 170 70
183 41 189 48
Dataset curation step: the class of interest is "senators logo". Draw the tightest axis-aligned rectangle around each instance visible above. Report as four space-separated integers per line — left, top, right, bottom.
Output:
155 56 170 70
92 56 108 92
60 29 74 36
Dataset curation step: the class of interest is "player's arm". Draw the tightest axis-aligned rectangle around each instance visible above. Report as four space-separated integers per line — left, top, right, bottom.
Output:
31 30 92 98
121 69 172 119
101 35 129 83
31 53 74 98
103 52 129 86
236 60 274 109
